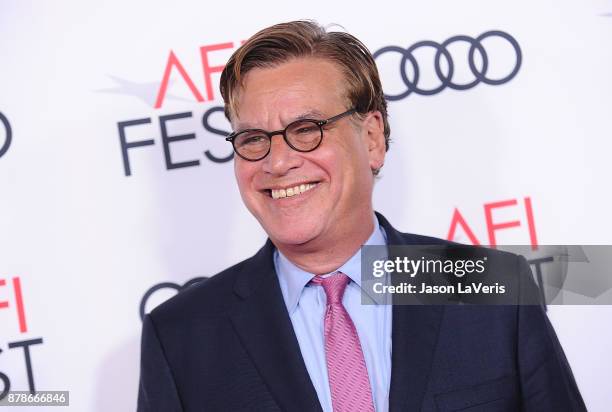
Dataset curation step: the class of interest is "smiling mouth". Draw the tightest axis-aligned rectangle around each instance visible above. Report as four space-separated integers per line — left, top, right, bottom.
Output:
267 183 319 200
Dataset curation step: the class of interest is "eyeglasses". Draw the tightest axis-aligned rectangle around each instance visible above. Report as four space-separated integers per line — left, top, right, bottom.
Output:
226 108 357 161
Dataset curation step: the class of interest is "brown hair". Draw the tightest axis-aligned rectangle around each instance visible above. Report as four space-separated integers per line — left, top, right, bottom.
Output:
219 20 390 156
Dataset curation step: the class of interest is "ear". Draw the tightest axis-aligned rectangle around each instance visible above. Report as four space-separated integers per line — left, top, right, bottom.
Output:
362 111 386 172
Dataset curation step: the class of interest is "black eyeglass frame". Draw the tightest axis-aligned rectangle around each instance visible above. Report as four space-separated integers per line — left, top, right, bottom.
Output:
225 108 357 161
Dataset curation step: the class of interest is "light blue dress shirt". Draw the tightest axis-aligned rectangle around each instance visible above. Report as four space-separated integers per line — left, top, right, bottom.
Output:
274 217 392 412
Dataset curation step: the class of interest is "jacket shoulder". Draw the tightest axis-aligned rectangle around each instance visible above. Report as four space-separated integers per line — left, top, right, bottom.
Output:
148 249 260 324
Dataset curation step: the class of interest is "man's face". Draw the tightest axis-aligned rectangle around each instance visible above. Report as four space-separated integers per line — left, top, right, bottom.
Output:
232 57 385 250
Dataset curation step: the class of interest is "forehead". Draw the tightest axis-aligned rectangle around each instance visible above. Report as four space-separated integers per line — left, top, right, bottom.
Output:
232 57 348 130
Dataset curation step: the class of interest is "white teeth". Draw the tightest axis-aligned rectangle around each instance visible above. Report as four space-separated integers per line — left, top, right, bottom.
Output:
271 183 317 200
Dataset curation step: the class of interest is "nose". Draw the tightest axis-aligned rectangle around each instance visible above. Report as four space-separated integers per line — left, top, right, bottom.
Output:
261 133 303 175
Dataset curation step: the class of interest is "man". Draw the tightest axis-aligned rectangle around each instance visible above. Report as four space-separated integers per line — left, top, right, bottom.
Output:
138 21 585 411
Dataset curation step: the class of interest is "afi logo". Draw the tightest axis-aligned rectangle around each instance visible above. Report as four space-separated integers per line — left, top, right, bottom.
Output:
116 41 245 177
446 196 538 249
0 276 44 398
154 41 243 109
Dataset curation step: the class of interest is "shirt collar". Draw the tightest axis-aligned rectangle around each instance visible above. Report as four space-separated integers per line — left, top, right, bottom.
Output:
274 214 388 314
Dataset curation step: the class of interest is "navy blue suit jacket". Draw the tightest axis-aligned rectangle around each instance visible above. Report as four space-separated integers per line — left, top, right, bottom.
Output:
138 213 586 411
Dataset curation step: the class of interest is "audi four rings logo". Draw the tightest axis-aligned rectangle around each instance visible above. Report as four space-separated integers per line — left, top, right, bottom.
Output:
0 112 12 159
373 30 522 100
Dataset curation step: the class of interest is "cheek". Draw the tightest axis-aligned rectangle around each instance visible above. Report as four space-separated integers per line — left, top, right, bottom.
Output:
335 141 369 177
317 150 357 199
335 142 373 197
234 162 256 196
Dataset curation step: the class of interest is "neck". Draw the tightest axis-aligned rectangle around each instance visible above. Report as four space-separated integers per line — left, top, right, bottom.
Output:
275 212 375 275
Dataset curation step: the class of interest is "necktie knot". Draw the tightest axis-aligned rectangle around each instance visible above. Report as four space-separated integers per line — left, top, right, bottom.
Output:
311 272 350 305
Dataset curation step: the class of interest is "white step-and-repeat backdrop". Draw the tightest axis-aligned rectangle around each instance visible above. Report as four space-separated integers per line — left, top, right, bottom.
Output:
1 0 611 410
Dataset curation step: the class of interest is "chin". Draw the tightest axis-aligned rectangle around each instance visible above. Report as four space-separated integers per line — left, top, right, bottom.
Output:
265 220 324 247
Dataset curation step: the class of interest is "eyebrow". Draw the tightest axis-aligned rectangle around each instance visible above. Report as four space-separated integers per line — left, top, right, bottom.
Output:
233 109 328 132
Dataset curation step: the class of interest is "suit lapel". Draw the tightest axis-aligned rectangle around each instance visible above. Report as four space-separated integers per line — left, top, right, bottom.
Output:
377 213 445 412
230 241 323 412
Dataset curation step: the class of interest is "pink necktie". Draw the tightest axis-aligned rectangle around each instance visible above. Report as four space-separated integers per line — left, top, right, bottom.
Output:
311 273 375 412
